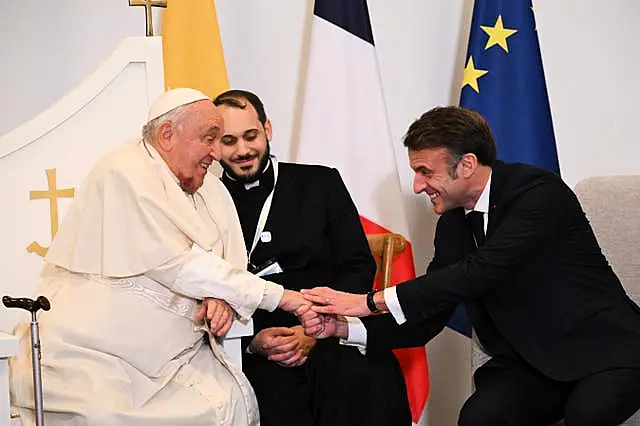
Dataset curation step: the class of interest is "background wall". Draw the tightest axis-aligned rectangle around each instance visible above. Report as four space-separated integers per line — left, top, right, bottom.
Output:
2 1 639 424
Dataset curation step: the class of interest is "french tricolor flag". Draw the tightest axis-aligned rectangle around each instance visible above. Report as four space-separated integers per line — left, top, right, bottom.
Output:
296 0 429 423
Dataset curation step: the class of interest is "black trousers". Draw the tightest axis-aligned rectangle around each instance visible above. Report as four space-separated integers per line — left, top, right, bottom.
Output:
242 338 411 426
458 356 640 426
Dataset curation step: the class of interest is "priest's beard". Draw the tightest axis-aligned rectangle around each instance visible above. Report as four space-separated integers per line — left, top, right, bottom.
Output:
221 144 271 183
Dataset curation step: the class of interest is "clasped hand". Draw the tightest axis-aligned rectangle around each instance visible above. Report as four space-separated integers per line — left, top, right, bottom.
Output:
248 325 315 367
296 286 373 339
195 297 235 337
263 288 353 365
195 288 366 359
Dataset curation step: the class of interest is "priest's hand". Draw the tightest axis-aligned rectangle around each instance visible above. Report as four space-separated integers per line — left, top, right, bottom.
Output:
248 326 314 367
301 287 370 317
277 289 311 314
195 298 234 337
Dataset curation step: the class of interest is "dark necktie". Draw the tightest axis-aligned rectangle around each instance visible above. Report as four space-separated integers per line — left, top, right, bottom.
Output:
466 210 485 247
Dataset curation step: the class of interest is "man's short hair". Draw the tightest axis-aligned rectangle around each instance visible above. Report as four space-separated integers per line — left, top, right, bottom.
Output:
403 106 497 167
213 89 268 126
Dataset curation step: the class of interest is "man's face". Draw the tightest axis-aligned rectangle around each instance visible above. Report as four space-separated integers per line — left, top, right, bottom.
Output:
162 100 223 194
409 147 469 215
217 102 271 182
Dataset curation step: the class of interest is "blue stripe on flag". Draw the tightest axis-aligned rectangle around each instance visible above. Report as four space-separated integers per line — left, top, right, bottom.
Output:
314 0 374 45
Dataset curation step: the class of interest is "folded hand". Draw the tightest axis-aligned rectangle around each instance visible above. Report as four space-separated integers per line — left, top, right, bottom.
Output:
195 298 235 337
249 326 314 367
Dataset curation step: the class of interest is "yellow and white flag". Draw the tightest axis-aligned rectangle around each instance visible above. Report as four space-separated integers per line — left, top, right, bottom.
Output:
161 0 228 98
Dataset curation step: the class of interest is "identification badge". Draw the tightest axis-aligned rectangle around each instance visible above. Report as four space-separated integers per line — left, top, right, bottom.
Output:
260 231 272 243
256 261 283 277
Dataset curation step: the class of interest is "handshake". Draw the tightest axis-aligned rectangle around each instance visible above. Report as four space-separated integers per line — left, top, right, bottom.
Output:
196 287 384 367
279 287 383 339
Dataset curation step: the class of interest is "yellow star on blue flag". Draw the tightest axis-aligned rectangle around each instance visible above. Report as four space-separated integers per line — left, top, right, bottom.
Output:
481 15 517 52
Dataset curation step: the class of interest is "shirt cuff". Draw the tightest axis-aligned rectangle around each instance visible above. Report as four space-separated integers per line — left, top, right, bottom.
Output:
384 286 407 325
339 316 367 355
258 281 285 312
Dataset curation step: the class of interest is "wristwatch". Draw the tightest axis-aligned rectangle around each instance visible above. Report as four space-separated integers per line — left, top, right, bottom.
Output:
366 290 380 313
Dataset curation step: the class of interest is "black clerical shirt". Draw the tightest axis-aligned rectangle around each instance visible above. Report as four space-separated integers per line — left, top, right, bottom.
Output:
221 160 274 253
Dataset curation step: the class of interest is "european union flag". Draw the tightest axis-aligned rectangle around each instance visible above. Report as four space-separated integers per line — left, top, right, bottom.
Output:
460 1 559 173
449 1 560 338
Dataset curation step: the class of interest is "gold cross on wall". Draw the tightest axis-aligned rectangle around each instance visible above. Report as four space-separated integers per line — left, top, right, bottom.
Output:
27 169 75 257
129 0 168 36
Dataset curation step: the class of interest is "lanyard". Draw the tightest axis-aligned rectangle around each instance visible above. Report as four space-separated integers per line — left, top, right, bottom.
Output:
248 156 278 259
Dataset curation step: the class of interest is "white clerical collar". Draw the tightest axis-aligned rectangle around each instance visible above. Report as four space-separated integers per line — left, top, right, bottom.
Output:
244 180 260 190
465 171 492 215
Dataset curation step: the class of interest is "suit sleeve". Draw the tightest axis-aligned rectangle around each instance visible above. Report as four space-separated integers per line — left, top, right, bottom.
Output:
396 175 575 323
361 310 452 350
325 168 377 294
361 217 454 349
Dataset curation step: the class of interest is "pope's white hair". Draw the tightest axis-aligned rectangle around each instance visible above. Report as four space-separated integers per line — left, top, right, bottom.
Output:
142 104 190 145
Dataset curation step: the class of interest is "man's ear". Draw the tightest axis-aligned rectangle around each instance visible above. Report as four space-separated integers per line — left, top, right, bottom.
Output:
264 119 273 142
460 153 478 179
156 121 175 152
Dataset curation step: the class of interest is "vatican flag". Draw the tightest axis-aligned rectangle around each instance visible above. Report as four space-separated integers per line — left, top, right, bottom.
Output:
161 0 229 98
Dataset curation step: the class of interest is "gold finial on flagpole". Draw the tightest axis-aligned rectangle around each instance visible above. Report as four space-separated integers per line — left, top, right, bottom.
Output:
129 0 167 36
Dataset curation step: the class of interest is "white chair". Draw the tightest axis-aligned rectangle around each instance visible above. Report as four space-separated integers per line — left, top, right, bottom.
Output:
574 175 640 425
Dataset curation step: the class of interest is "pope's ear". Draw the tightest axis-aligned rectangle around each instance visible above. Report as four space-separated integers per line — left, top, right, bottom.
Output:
156 121 175 151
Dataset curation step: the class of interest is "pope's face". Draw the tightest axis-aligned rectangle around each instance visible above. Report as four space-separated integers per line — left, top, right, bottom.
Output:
164 100 223 193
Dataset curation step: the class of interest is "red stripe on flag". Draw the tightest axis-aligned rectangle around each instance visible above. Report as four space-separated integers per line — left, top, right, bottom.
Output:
360 216 429 423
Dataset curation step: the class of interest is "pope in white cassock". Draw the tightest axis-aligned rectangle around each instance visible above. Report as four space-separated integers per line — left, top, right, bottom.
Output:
9 88 309 426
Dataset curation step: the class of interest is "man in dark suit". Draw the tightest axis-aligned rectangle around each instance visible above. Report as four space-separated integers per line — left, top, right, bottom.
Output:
302 106 640 426
213 89 411 426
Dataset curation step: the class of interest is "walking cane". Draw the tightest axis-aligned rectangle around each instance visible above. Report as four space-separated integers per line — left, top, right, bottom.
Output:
3 295 50 426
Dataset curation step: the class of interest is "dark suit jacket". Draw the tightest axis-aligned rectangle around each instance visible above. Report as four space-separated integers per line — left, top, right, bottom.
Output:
223 161 376 332
363 161 640 381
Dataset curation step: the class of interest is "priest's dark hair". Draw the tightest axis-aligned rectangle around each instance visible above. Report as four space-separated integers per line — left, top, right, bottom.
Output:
213 89 267 126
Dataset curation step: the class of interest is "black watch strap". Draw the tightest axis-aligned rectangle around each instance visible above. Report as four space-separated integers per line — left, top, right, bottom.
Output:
366 290 380 313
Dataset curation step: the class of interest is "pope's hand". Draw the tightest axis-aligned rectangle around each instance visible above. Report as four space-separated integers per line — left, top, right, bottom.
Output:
195 298 234 337
277 289 311 314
